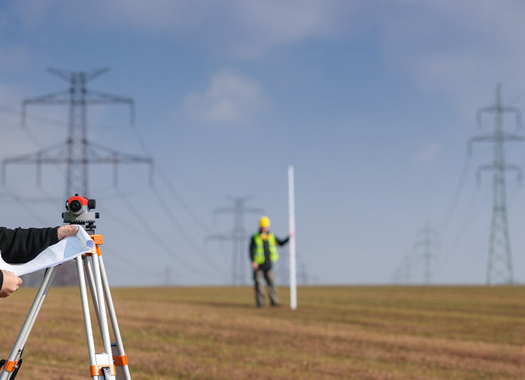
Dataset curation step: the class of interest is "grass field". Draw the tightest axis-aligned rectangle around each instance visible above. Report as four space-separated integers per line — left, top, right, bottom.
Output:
0 285 523 380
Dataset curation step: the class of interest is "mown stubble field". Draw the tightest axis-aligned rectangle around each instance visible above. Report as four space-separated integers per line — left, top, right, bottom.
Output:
0 285 523 380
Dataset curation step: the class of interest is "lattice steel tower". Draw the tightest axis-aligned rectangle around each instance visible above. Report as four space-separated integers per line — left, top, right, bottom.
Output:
391 253 412 285
207 197 263 285
2 68 153 285
414 222 439 284
3 68 153 198
468 84 524 285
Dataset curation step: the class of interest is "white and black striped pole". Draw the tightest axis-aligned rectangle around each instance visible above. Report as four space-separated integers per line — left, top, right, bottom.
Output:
288 164 297 310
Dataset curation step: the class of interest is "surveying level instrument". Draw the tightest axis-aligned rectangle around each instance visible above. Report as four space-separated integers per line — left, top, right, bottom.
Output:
62 194 99 229
0 195 132 380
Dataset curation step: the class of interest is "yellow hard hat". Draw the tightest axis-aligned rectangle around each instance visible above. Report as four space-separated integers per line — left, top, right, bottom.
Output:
259 216 271 228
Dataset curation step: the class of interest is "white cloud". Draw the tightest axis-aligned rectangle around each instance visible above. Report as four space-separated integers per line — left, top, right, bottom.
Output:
378 0 525 121
11 0 356 58
182 69 268 128
223 0 353 58
9 0 525 122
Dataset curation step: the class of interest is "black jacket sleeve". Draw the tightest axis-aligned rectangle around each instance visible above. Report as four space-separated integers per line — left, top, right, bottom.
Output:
275 235 290 246
249 236 255 262
0 227 59 264
0 226 59 290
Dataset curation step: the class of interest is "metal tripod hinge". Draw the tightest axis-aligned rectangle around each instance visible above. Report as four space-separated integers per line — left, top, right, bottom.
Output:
0 234 132 380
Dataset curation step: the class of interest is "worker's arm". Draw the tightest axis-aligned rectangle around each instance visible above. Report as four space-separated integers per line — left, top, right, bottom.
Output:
249 236 258 270
275 235 290 246
0 225 78 298
249 236 256 262
0 225 78 297
0 227 60 264
0 226 59 296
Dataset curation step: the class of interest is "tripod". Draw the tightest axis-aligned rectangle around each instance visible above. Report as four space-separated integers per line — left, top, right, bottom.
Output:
0 230 132 380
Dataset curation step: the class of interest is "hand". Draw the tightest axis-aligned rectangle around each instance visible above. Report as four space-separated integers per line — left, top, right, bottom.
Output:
57 225 79 240
289 231 296 238
251 262 259 271
0 270 23 298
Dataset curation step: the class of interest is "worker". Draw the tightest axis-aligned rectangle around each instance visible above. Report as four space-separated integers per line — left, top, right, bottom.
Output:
249 216 291 307
0 225 79 298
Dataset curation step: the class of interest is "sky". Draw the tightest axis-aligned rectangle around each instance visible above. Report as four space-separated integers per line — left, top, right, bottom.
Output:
1 0 525 286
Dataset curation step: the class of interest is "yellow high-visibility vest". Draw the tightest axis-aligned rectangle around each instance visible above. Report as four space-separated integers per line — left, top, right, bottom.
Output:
252 232 279 264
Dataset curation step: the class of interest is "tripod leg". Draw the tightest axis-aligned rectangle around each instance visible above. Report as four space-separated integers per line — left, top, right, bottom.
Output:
98 255 132 380
76 256 99 379
83 255 106 340
79 254 116 380
83 255 100 310
0 267 57 380
91 251 114 360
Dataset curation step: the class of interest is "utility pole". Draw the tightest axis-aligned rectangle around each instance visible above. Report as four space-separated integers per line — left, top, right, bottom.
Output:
288 164 297 310
2 68 153 285
207 197 263 285
414 223 439 284
468 84 524 285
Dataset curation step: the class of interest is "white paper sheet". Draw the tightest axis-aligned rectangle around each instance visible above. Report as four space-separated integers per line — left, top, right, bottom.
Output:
0 226 95 276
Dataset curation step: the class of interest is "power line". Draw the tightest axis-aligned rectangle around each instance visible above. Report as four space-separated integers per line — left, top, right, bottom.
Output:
436 133 495 268
153 164 213 234
438 154 471 233
114 187 220 281
99 247 160 279
93 192 184 282
0 105 66 128
125 121 213 234
436 184 490 269
0 186 50 225
115 124 225 274
149 185 225 271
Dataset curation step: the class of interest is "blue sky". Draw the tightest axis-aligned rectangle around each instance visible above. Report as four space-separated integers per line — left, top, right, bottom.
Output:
1 0 525 286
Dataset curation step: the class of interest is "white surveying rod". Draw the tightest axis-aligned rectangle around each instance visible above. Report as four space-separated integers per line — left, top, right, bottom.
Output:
288 164 297 310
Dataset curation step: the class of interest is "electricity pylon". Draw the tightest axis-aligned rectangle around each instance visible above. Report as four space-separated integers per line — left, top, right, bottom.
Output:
468 84 524 285
414 223 439 284
206 197 263 285
2 68 153 285
391 253 412 285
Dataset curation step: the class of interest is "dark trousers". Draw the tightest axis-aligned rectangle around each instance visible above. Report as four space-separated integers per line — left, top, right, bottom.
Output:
253 267 280 306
